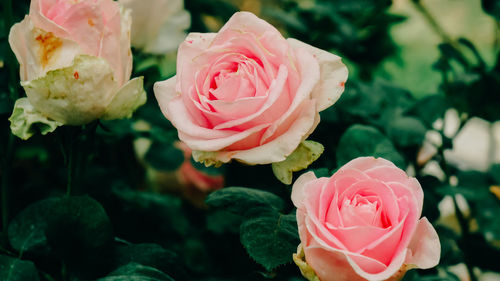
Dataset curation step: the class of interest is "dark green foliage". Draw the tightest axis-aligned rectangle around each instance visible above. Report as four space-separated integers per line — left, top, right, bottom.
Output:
7 198 57 257
97 263 175 281
336 124 405 168
206 187 285 217
207 188 298 271
240 212 299 271
1 0 499 280
145 140 184 172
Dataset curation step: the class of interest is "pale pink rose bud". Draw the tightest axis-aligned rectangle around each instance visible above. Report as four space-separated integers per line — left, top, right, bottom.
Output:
8 0 146 137
154 12 348 166
291 157 441 281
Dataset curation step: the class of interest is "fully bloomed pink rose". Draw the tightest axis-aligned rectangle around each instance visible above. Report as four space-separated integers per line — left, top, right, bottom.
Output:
154 12 348 165
292 157 440 281
8 0 145 130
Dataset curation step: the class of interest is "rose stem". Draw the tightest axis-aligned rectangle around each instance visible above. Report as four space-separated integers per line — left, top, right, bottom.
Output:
66 139 75 197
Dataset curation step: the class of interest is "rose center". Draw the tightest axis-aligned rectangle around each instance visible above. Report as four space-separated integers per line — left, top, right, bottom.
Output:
207 61 257 102
340 194 384 227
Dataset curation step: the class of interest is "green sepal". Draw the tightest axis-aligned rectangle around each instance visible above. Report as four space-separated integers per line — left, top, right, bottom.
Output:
272 140 324 185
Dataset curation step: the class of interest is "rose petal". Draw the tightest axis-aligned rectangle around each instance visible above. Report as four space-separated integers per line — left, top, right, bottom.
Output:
102 77 146 120
326 224 390 253
208 99 318 164
405 217 440 269
21 55 118 125
30 0 70 40
287 38 348 111
291 171 318 209
260 47 320 144
154 76 178 119
8 16 80 81
341 157 396 172
340 179 400 226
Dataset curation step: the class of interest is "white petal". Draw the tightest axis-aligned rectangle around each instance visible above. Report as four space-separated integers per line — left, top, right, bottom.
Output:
291 171 318 209
9 98 62 140
22 55 118 125
102 76 146 120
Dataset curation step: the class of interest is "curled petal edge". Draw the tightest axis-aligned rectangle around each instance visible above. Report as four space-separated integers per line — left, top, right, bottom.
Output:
9 98 62 140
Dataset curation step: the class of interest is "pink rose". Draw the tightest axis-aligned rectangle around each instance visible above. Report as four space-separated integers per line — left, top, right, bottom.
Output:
292 157 440 281
154 12 348 165
8 0 146 127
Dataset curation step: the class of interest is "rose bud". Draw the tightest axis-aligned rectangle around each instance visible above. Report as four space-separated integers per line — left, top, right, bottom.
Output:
292 157 440 281
8 0 146 139
154 12 348 166
118 0 190 54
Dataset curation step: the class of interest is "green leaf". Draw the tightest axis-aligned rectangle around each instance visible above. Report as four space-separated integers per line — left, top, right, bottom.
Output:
8 98 62 140
110 187 190 238
7 198 59 257
240 212 299 271
272 140 324 185
336 124 405 168
44 196 114 277
387 117 427 147
0 255 40 281
144 140 184 171
97 263 174 281
113 244 187 281
206 210 242 234
206 187 285 217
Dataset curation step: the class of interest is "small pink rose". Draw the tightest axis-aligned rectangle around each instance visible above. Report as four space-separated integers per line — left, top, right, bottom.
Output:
154 12 348 165
292 157 440 281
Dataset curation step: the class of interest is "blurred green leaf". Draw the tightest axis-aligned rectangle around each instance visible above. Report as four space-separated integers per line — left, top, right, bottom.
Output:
206 187 285 217
145 140 184 172
7 198 58 257
97 263 174 281
240 211 299 271
0 255 40 281
336 124 405 168
109 187 190 239
43 196 114 278
113 243 187 281
406 95 449 128
387 117 427 147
